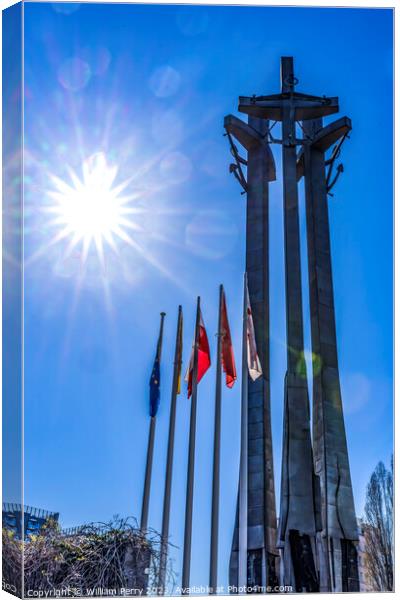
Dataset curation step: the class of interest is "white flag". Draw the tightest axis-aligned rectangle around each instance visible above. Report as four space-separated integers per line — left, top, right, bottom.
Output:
245 282 262 381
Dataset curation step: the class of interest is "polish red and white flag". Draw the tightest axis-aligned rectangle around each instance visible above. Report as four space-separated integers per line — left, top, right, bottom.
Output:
245 282 262 381
185 308 211 398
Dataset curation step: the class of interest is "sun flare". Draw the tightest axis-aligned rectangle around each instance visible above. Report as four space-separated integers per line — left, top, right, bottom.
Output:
46 152 139 263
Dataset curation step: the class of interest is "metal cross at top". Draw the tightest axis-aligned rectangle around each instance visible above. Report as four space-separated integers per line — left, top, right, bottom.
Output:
239 57 338 131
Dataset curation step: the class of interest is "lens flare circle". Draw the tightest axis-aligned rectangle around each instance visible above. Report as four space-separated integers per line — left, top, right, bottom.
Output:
149 65 181 98
58 57 91 91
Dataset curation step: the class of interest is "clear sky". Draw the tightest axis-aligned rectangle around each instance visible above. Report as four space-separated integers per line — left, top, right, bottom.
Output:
21 2 393 592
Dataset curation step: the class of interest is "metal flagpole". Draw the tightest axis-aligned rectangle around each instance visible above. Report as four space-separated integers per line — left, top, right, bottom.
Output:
209 285 223 594
182 297 201 595
238 274 248 592
158 306 183 594
141 311 166 533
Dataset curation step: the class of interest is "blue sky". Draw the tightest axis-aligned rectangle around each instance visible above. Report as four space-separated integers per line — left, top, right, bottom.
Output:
20 2 393 592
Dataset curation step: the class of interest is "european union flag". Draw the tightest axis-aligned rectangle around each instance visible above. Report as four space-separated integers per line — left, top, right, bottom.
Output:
149 312 165 417
149 356 161 417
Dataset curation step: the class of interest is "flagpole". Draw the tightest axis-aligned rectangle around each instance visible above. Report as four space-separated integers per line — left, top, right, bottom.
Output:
182 297 201 595
209 285 223 594
141 311 166 533
238 274 248 591
158 306 183 594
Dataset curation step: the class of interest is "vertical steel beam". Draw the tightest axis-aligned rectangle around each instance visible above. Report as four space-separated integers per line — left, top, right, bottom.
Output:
141 312 166 533
277 57 320 592
302 118 359 592
238 274 249 591
182 297 201 594
210 286 223 594
158 306 183 594
224 115 279 591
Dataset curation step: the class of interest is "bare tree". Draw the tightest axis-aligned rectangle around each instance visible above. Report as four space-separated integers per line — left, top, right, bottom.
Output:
3 517 177 597
363 457 393 591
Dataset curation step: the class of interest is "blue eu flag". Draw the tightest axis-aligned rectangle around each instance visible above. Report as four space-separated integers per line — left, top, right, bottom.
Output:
149 357 161 417
149 312 165 417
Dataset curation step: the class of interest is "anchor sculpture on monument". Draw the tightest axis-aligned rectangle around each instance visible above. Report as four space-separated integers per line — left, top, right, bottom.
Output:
225 57 359 593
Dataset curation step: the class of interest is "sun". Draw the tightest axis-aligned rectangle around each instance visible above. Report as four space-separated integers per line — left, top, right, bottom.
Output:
46 152 140 263
33 148 189 296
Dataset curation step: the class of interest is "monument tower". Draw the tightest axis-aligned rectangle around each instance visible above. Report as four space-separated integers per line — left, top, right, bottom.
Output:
226 57 359 592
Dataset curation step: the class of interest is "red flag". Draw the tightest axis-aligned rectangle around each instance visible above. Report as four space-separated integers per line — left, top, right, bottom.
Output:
221 290 237 388
185 309 211 398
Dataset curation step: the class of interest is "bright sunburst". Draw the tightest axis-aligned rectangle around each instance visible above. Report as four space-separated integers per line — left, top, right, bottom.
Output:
46 152 140 263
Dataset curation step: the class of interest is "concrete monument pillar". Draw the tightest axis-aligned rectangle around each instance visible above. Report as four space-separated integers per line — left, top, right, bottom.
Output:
300 117 360 592
224 114 279 591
